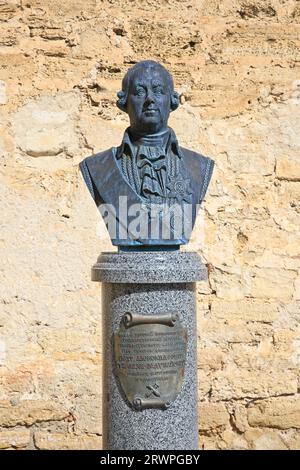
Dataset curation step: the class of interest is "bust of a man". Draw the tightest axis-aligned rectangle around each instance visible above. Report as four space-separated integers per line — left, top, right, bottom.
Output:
80 60 214 249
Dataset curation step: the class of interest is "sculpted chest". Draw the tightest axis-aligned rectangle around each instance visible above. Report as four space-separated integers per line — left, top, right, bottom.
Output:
80 141 214 247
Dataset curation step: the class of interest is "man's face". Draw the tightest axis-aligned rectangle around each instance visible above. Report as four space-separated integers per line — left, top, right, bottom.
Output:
126 66 171 135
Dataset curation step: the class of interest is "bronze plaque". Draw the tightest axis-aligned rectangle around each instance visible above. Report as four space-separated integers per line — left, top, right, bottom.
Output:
113 312 187 410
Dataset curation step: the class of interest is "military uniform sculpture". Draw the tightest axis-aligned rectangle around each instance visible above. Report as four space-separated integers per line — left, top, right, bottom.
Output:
80 60 214 248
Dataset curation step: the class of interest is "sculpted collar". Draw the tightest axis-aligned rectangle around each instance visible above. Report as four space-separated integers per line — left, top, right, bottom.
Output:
115 127 183 159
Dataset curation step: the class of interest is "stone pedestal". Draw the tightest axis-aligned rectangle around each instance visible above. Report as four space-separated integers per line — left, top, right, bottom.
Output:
92 251 207 451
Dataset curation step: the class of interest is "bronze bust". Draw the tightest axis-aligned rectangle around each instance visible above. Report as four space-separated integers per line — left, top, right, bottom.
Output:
80 60 214 249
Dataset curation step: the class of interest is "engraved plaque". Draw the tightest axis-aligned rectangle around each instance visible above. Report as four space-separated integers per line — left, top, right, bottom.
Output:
113 312 187 410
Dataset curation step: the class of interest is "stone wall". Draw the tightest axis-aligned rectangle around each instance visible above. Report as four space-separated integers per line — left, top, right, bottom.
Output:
0 0 299 450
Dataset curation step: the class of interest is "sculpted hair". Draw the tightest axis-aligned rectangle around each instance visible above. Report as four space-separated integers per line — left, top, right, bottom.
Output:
116 60 180 113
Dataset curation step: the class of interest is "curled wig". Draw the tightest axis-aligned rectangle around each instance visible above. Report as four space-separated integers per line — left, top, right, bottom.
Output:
116 60 180 113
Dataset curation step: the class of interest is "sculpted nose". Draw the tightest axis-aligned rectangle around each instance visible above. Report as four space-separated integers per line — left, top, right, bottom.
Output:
145 90 155 105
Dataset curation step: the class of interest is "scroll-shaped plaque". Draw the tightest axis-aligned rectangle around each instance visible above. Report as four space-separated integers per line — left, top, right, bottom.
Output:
113 312 187 411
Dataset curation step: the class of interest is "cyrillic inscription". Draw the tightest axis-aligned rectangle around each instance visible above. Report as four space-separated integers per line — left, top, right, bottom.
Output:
114 312 187 410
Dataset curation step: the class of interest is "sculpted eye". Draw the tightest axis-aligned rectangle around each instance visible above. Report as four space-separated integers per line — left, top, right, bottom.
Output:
135 86 146 96
153 87 164 95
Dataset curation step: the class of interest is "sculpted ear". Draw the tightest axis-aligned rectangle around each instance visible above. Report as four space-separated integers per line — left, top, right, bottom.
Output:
170 91 180 111
116 90 127 112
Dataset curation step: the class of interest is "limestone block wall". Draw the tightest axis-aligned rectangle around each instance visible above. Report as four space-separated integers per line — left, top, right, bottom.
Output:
0 0 299 450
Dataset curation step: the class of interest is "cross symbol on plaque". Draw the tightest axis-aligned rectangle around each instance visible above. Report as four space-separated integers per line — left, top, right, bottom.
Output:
145 384 160 398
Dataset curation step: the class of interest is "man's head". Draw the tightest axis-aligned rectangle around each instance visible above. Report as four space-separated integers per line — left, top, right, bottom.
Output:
117 60 179 135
